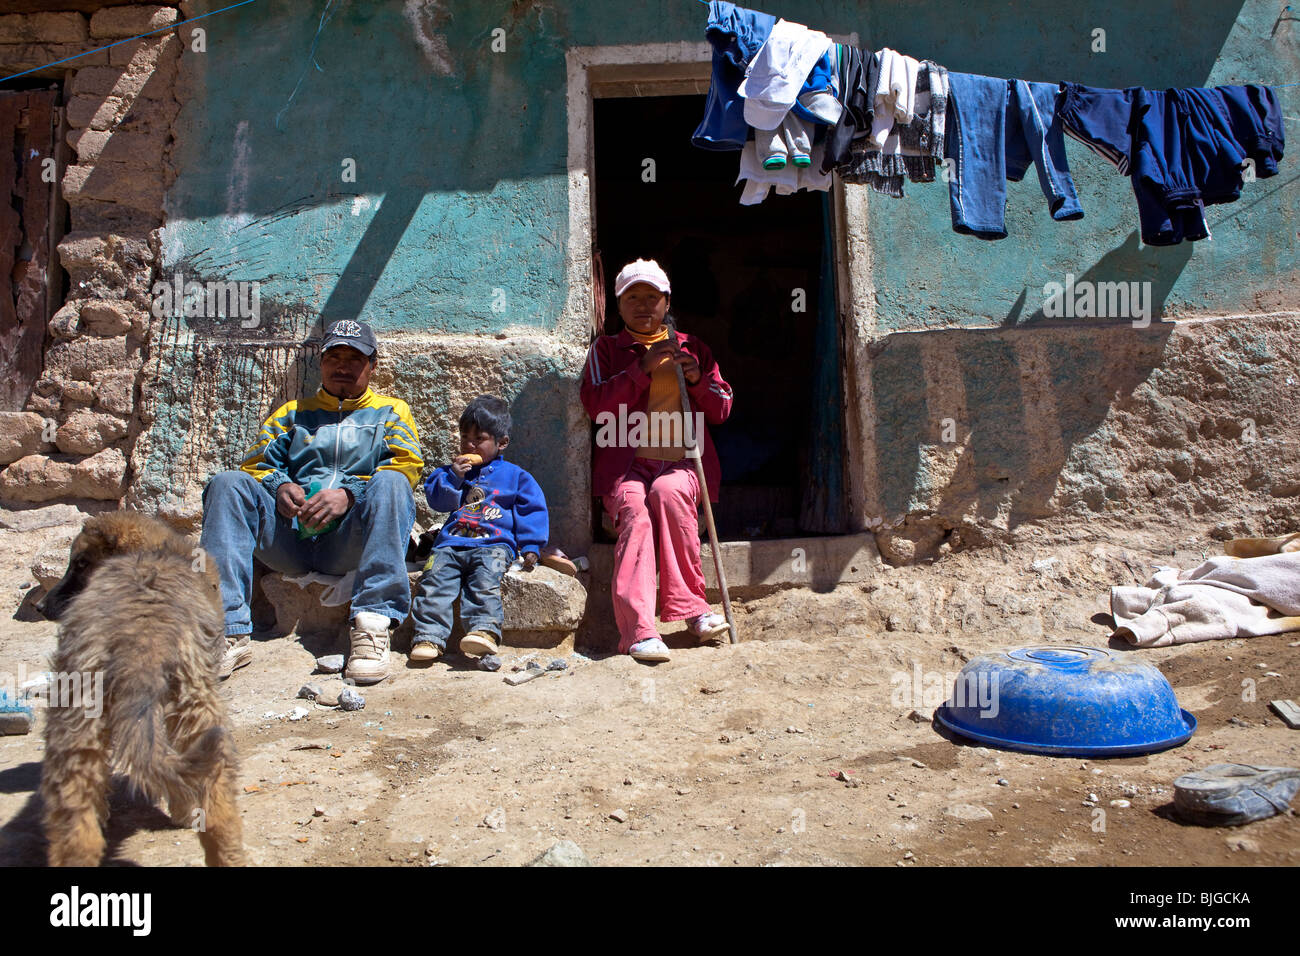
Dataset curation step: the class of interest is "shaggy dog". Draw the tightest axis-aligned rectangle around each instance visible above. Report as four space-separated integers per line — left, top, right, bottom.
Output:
35 511 245 867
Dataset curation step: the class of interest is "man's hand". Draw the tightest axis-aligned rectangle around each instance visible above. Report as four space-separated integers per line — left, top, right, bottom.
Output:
276 482 306 519
521 551 539 570
637 341 677 376
297 487 352 532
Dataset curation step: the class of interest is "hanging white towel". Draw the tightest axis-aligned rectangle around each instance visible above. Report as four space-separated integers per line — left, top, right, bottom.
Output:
738 18 833 130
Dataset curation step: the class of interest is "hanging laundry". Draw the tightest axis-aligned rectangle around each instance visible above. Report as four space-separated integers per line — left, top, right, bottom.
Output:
830 57 949 197
736 139 832 205
790 46 843 125
1129 86 1285 246
756 112 814 169
738 18 833 130
692 1 778 151
1057 83 1140 174
944 72 1084 239
869 48 921 148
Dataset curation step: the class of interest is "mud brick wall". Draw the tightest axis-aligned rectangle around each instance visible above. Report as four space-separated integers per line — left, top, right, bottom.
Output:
0 4 181 506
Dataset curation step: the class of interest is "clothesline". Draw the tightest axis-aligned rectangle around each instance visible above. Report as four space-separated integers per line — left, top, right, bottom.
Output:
693 2 1288 246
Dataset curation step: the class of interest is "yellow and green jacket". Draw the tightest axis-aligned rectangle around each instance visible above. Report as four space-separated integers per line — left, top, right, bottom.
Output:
240 387 423 501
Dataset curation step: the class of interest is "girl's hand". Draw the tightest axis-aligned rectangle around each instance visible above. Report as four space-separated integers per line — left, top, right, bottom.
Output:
637 341 677 376
676 351 701 386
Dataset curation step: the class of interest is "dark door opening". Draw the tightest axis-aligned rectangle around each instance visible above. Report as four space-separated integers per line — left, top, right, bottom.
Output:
593 93 846 540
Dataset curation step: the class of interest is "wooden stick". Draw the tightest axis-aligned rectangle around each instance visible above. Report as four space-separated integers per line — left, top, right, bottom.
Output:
664 318 738 644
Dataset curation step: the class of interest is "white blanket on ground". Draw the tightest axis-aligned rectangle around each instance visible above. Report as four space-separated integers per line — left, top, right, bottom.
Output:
1110 553 1300 647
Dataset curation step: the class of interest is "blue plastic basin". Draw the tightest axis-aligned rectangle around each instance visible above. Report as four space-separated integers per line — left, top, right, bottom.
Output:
934 645 1196 757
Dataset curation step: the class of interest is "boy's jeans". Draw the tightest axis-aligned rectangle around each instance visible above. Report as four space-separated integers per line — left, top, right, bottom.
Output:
199 469 416 637
410 545 512 649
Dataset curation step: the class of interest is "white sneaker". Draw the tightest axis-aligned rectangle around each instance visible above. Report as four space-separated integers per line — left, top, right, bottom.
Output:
629 637 671 662
345 611 392 684
217 634 253 679
686 611 730 641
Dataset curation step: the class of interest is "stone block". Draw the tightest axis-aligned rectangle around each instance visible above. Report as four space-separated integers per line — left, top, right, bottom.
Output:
0 412 48 466
81 299 138 336
0 13 87 44
65 95 124 131
0 455 74 504
90 6 177 40
45 336 133 381
63 162 165 215
257 567 588 651
71 447 128 499
56 409 127 455
49 300 82 339
69 127 168 165
92 369 136 415
0 43 107 78
61 381 96 405
108 34 178 68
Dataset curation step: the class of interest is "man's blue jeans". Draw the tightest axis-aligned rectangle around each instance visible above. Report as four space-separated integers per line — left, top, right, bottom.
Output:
409 545 512 649
199 470 416 637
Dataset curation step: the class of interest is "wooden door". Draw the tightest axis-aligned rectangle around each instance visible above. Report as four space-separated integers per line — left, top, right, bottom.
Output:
0 88 59 411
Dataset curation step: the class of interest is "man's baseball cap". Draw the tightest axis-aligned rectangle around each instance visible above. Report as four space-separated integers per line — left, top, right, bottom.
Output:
321 319 378 357
614 258 671 297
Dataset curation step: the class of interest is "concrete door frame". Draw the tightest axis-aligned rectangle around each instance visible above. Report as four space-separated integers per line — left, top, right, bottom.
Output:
563 41 876 534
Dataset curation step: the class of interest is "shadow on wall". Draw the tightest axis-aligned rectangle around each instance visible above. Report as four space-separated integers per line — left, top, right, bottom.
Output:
1005 232 1195 326
870 316 1177 561
510 368 584 548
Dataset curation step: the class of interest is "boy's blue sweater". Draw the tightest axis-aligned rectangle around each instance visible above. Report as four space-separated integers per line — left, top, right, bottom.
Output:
423 456 548 558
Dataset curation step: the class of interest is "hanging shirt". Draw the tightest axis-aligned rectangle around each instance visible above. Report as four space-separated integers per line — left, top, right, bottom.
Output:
738 18 833 130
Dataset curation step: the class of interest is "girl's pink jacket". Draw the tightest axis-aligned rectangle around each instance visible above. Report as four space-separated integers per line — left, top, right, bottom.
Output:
580 327 734 501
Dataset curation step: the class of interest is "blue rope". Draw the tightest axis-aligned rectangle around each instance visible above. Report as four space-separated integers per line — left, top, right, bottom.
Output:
275 0 338 130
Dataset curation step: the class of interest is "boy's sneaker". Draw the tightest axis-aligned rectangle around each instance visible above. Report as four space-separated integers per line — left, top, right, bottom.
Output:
686 612 730 642
459 631 499 658
346 611 392 684
629 637 671 662
409 641 442 663
218 634 254 679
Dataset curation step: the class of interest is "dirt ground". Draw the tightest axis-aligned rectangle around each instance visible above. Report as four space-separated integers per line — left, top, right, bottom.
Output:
1 514 1297 867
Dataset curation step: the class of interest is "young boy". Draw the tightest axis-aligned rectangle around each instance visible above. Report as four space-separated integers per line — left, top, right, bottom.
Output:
409 395 548 661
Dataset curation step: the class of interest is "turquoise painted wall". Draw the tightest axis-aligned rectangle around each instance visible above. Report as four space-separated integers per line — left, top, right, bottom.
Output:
164 0 1297 337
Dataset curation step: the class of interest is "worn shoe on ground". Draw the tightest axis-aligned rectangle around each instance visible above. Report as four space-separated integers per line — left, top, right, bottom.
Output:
629 637 671 662
346 611 392 684
459 631 499 657
409 641 442 663
686 612 730 641
1174 763 1300 826
218 634 254 679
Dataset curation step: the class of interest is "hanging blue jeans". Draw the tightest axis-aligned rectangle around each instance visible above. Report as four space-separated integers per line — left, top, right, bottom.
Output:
200 469 416 636
945 73 1084 239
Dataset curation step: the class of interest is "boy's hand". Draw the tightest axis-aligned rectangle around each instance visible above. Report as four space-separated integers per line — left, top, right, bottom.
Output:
521 551 539 570
450 455 475 479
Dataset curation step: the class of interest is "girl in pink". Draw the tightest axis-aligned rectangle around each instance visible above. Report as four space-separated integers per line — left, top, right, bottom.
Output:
580 259 734 662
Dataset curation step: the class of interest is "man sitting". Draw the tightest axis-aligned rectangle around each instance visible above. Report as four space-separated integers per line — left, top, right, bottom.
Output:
199 319 423 684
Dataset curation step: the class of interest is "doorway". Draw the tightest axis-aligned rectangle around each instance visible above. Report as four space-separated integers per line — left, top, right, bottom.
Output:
592 93 847 539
